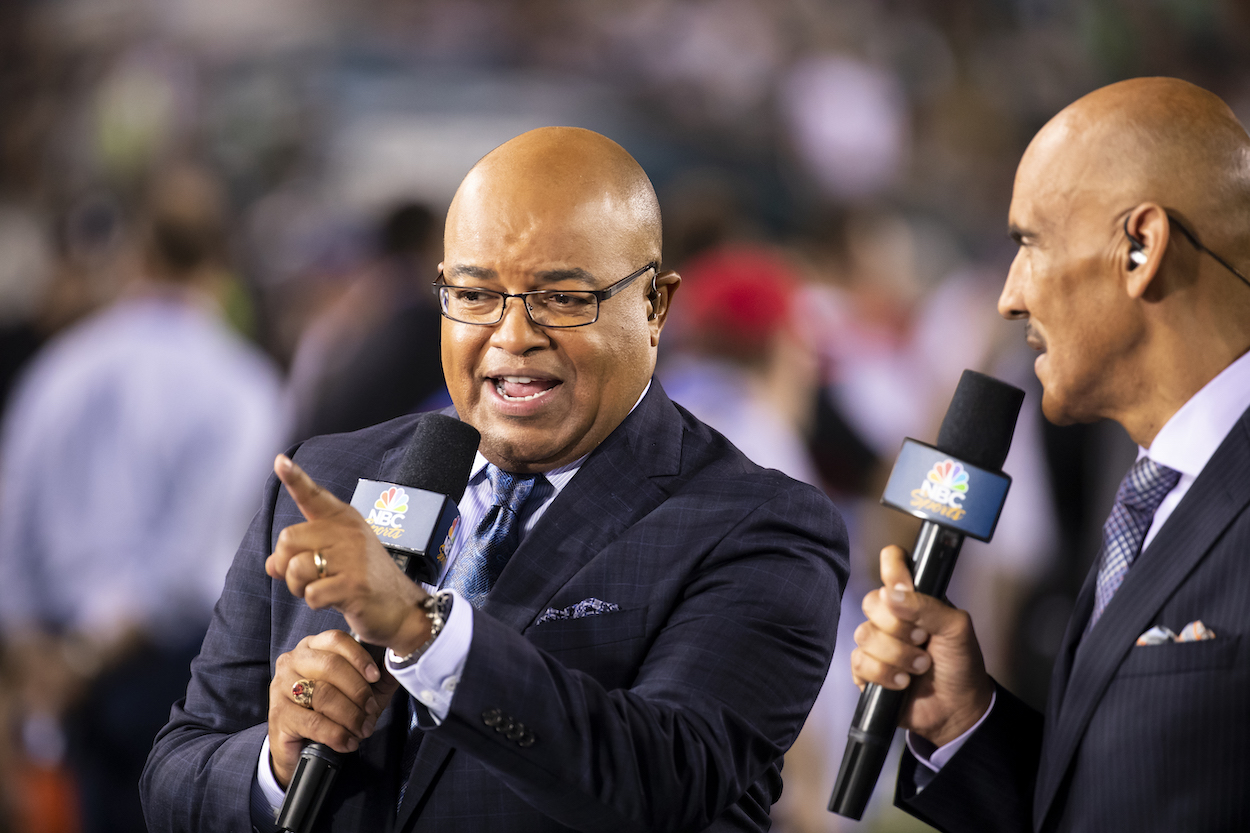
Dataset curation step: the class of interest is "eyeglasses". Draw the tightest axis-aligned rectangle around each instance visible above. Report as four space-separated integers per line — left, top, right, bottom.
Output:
433 262 659 328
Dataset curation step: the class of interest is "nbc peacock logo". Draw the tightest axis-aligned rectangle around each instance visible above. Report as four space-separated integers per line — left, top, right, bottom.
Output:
375 487 409 514
909 459 970 520
366 486 408 533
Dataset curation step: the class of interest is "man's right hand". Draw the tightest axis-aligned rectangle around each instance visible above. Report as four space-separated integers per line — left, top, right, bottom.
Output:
850 545 995 748
267 629 397 787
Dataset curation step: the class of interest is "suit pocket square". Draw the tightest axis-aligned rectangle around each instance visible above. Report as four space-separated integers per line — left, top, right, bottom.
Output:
1136 619 1215 646
535 598 620 625
1120 633 1238 677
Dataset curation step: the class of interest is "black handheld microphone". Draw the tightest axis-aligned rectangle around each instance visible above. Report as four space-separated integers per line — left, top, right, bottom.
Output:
276 413 480 833
828 370 1024 820
348 414 482 584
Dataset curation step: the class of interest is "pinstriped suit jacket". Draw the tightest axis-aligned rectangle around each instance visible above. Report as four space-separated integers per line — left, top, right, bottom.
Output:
141 381 849 832
897 404 1250 832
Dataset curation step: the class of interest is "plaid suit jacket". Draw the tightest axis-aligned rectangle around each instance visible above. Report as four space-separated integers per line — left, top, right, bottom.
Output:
898 404 1250 832
142 382 849 832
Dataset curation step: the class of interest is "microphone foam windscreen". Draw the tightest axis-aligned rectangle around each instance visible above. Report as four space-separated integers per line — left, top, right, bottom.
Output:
935 370 1025 472
395 414 481 501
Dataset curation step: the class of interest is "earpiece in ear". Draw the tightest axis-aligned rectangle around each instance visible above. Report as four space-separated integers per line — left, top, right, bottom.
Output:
1124 216 1147 271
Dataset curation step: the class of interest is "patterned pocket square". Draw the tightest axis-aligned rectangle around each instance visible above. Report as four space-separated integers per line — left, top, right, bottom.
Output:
1136 619 1215 646
535 598 620 625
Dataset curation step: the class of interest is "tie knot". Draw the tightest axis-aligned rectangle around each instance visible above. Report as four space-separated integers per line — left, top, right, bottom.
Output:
1118 457 1181 514
487 465 538 514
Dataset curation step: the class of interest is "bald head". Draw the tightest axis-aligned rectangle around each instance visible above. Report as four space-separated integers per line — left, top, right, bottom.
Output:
1001 78 1250 444
447 127 662 267
438 127 680 472
1020 77 1250 266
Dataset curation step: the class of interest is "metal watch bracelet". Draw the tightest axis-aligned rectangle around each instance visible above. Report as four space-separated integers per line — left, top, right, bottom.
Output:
391 589 453 667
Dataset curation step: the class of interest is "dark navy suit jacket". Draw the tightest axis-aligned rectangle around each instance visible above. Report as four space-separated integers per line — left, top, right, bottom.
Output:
897 404 1250 832
141 382 849 832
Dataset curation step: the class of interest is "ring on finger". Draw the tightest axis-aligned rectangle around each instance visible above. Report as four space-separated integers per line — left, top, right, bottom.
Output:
313 551 328 579
291 678 316 709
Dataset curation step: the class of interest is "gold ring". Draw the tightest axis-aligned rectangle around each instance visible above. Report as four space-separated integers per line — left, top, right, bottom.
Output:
313 551 328 579
291 678 315 709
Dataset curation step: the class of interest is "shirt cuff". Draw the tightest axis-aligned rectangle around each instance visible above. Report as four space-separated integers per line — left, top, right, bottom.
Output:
254 734 286 820
906 688 997 775
386 589 473 723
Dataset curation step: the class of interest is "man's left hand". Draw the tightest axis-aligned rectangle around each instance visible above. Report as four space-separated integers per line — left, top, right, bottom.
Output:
265 454 432 653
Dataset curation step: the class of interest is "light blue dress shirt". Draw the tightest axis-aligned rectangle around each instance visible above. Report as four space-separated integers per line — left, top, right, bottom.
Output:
0 291 285 646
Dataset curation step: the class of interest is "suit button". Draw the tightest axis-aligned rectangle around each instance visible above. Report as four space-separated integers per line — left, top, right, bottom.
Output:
495 717 514 734
482 709 503 727
505 723 525 741
518 731 536 748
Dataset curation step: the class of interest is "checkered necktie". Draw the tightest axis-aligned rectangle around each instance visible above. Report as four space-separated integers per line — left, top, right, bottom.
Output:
1087 457 1181 630
446 464 539 607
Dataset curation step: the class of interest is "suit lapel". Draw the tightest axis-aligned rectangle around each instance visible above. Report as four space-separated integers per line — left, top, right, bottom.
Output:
1042 559 1096 721
1034 412 1250 828
393 732 453 830
336 686 405 832
393 383 684 829
479 386 680 631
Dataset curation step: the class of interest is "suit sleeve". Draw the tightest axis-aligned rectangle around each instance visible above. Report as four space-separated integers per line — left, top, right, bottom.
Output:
895 681 1044 833
139 468 282 832
417 482 849 832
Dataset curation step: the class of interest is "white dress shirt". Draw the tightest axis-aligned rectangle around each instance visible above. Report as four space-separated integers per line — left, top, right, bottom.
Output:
1139 348 1250 549
909 348 1250 779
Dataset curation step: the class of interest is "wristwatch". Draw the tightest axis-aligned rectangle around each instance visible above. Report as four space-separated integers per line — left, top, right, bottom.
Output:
391 590 454 667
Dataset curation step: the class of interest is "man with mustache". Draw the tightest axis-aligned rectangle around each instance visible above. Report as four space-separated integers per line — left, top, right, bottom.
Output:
851 77 1250 831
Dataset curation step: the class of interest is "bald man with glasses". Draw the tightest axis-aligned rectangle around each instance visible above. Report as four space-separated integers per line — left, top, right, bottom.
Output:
142 127 848 833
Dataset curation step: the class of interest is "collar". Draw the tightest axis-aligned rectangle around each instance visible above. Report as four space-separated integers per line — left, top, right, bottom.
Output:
467 380 653 491
1144 348 1250 476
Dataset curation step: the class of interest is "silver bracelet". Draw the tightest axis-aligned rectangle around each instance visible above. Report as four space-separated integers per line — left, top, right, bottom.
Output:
391 590 454 667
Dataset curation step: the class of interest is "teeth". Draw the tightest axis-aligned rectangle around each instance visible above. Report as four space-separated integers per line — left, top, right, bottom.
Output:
503 376 535 383
494 379 553 402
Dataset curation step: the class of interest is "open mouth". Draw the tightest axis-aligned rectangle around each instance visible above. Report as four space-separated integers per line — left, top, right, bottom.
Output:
492 375 560 402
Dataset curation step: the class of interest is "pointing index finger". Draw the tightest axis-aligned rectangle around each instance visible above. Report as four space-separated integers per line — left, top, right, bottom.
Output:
275 454 346 521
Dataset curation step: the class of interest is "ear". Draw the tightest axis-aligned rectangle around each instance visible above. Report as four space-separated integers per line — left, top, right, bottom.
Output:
1123 203 1171 299
647 269 681 346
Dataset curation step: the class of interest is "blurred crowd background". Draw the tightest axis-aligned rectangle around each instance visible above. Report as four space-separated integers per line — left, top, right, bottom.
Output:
0 1 1247 831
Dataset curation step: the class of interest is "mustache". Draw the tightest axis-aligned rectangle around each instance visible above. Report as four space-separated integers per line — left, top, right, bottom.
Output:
1024 321 1046 351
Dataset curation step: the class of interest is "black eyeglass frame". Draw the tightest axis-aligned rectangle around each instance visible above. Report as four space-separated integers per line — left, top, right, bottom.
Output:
433 261 660 328
1124 209 1250 291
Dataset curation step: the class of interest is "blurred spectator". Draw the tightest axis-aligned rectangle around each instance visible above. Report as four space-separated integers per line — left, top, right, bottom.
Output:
661 243 821 486
285 201 447 441
0 165 285 833
779 56 909 202
0 204 54 413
